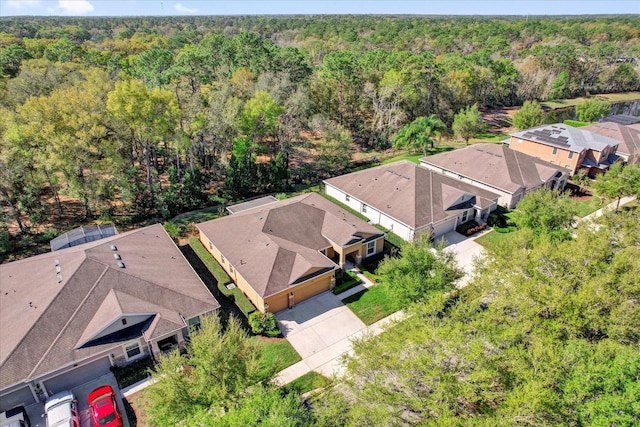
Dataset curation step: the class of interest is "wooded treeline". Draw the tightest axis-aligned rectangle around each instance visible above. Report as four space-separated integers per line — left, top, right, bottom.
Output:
1 15 639 248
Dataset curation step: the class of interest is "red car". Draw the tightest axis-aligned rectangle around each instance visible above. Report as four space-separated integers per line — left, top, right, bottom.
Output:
87 385 123 427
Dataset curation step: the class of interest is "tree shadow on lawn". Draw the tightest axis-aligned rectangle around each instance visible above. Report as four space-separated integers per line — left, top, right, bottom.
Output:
179 245 251 331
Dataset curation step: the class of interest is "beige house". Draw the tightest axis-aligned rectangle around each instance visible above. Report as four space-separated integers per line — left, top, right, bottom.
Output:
420 143 570 209
197 193 384 313
324 161 499 241
509 123 620 175
0 224 219 413
583 121 640 165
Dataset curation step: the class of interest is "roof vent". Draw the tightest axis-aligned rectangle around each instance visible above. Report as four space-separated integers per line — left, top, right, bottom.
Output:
117 261 125 268
113 253 121 260
55 266 61 273
110 245 117 251
54 259 60 266
56 274 63 283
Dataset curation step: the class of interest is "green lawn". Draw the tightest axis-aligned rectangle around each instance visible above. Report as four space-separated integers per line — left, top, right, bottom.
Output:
343 283 399 325
474 229 513 252
573 195 606 218
189 237 256 316
254 338 301 381
280 371 330 394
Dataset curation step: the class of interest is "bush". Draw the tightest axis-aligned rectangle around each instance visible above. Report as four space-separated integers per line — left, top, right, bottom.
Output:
249 312 280 337
111 356 155 388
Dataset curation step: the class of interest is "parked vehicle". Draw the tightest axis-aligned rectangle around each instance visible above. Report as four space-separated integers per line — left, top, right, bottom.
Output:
87 386 123 427
0 406 31 427
43 391 79 427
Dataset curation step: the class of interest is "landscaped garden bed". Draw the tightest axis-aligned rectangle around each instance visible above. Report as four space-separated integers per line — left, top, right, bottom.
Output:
332 269 362 295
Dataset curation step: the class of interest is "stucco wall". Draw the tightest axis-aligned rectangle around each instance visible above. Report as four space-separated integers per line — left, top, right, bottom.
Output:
509 136 582 173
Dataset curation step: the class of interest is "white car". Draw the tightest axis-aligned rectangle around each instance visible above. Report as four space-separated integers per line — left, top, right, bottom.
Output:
43 391 79 427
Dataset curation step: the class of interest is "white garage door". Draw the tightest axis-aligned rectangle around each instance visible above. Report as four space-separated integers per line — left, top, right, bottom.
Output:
431 218 457 239
43 357 112 396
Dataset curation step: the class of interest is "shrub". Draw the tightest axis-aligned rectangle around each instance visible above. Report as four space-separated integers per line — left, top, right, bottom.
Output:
249 312 280 337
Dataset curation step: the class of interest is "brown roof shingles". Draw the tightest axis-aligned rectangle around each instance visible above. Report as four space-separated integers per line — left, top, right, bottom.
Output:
197 193 381 299
421 144 568 194
324 161 499 230
0 224 219 389
583 122 640 159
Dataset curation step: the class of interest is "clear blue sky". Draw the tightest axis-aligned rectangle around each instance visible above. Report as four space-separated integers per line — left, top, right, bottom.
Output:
1 0 638 17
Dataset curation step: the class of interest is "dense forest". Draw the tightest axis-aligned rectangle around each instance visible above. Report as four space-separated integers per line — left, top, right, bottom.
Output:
1 15 639 256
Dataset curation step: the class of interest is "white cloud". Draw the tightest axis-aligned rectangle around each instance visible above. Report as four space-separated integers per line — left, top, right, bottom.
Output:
7 0 41 9
174 3 198 13
57 0 94 15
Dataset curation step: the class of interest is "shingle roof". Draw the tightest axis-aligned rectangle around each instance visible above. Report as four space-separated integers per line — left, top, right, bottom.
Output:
421 143 569 193
583 122 640 158
603 115 640 126
197 193 382 299
511 123 620 153
0 224 219 390
323 161 499 230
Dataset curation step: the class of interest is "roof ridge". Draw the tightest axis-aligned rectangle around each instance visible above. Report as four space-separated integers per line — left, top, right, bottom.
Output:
27 263 110 380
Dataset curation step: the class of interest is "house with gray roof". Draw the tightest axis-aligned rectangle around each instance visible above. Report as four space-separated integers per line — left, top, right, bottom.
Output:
197 193 384 313
0 224 220 413
323 161 499 242
420 143 569 209
508 123 620 175
583 121 640 165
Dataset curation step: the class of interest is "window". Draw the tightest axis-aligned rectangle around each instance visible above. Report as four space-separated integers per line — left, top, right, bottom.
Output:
345 194 350 202
209 241 213 249
121 318 127 326
552 147 558 155
565 165 570 169
229 265 234 274
366 241 376 256
462 211 468 222
568 151 573 159
188 316 201 332
517 138 522 143
221 255 225 264
124 341 141 360
362 204 367 213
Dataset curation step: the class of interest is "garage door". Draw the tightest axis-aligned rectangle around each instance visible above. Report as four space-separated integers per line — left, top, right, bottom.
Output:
0 386 36 412
43 357 112 395
431 218 457 239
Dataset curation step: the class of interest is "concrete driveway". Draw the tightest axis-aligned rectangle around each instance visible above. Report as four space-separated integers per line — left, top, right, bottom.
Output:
440 231 485 288
275 291 366 379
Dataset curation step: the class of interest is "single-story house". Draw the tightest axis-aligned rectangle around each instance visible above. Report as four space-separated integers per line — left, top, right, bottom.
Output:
509 123 620 175
0 224 220 412
583 121 640 165
323 161 500 242
420 143 570 209
197 193 384 313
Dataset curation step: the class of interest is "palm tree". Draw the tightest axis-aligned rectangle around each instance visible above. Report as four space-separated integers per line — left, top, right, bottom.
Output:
393 115 447 157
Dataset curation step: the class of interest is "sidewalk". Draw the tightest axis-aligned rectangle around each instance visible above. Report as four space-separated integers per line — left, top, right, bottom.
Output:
580 195 636 222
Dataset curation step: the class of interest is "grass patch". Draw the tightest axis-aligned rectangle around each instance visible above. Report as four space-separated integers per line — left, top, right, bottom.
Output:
475 229 513 252
281 371 330 395
381 146 457 165
573 195 606 218
173 204 226 226
254 338 301 381
343 283 399 325
564 119 589 127
332 270 362 295
468 131 510 143
189 237 256 316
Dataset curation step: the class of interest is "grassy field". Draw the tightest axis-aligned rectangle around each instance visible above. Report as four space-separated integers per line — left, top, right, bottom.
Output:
474 229 513 252
281 371 330 394
343 283 398 325
573 195 606 218
254 337 302 381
